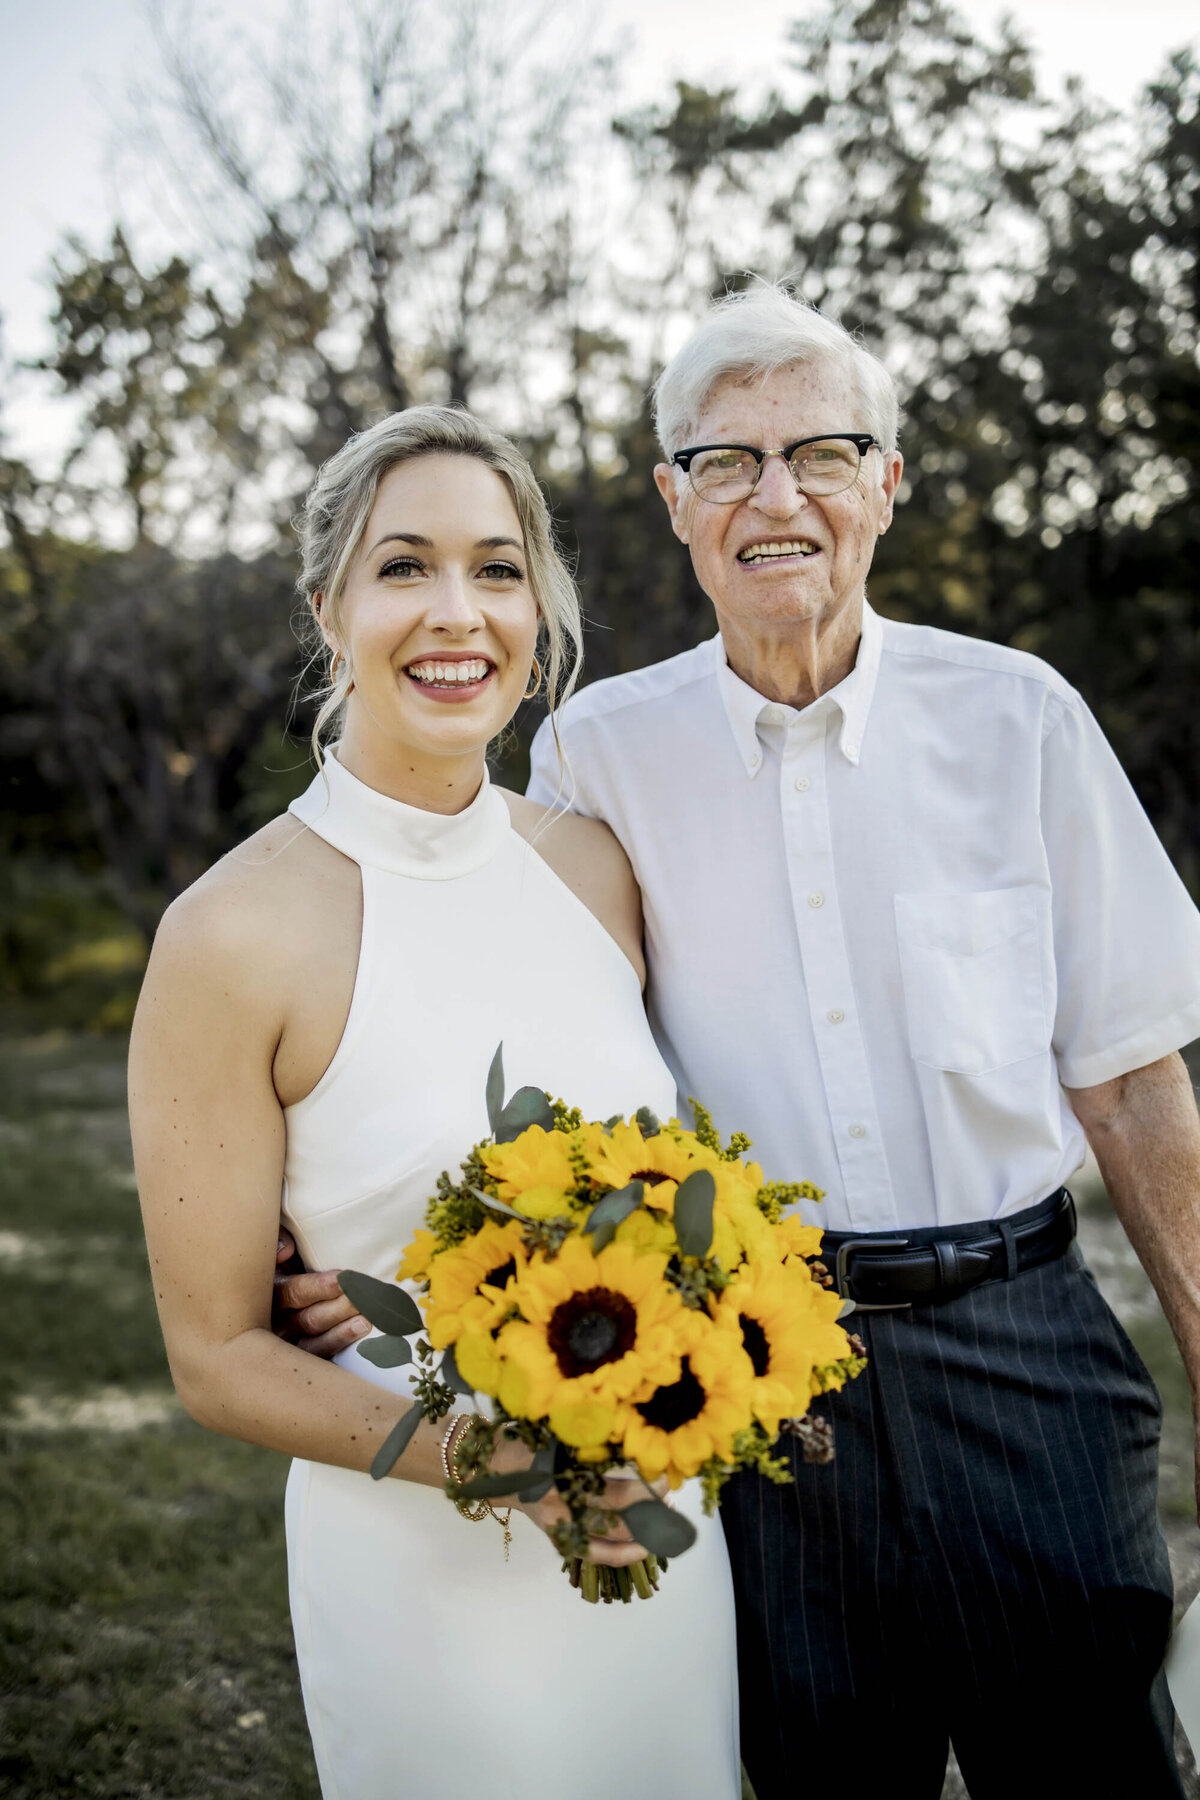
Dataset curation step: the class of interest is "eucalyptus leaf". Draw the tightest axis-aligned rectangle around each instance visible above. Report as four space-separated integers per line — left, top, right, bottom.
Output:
355 1335 413 1369
456 1464 541 1501
601 1113 623 1137
619 1496 698 1558
517 1472 557 1504
467 1184 525 1221
440 1342 475 1396
583 1180 644 1254
634 1106 661 1138
338 1269 423 1337
494 1085 556 1144
370 1401 423 1480
485 1042 505 1136
673 1168 716 1259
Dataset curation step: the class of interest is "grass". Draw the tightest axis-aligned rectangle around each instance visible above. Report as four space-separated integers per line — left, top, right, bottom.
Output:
0 1033 318 1800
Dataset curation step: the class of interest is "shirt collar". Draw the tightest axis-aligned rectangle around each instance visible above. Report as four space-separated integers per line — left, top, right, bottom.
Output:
715 600 883 777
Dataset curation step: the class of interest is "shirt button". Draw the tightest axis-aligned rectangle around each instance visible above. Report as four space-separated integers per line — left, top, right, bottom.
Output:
794 774 811 792
808 892 825 909
848 1122 867 1139
826 1008 845 1024
749 752 761 770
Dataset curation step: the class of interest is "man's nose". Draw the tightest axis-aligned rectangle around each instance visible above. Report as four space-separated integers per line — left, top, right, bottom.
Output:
749 453 808 517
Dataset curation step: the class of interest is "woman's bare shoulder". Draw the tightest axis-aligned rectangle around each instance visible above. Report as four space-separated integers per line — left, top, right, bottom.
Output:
151 814 357 984
498 790 645 985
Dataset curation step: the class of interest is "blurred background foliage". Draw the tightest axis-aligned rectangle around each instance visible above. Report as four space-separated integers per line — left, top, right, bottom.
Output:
2 0 1198 1029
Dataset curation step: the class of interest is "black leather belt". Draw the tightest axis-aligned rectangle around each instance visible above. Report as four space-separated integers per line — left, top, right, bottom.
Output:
824 1189 1076 1312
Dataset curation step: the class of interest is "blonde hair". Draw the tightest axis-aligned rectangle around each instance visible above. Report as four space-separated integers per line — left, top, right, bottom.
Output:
296 406 583 764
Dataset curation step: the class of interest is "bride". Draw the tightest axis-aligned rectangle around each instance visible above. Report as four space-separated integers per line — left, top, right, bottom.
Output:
128 406 741 1798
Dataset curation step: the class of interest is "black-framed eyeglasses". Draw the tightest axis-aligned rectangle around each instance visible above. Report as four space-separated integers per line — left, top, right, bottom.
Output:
670 433 881 503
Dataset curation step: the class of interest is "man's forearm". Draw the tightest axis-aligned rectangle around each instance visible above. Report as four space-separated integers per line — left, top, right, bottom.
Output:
1068 1052 1200 1394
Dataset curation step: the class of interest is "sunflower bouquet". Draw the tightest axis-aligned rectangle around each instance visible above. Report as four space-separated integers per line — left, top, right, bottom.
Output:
340 1047 865 1604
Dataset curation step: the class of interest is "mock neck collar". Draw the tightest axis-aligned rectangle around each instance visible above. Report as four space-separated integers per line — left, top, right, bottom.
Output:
716 600 883 777
288 747 511 878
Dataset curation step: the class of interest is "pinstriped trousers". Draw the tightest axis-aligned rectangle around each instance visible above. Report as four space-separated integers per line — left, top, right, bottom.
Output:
721 1232 1184 1798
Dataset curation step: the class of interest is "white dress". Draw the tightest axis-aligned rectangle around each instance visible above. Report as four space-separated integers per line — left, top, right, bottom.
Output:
281 752 741 1800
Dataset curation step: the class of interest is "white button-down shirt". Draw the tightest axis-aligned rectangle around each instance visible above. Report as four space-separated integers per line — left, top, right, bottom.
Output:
527 603 1200 1232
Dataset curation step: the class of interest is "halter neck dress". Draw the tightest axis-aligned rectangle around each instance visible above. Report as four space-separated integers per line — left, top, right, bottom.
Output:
281 751 740 1800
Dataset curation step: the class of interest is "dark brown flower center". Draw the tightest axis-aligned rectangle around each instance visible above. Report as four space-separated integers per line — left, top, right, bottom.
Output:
481 1258 516 1291
635 1358 707 1432
740 1314 771 1378
629 1169 671 1186
548 1287 638 1377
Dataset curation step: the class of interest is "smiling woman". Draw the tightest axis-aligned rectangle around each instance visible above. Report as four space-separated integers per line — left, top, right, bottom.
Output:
127 404 742 1798
298 407 582 796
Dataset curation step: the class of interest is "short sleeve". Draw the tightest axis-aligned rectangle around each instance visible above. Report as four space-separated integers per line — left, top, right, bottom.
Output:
1042 693 1200 1087
525 711 599 818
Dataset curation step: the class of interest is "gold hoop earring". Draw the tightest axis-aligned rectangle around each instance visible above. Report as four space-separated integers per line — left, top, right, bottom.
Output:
523 656 542 701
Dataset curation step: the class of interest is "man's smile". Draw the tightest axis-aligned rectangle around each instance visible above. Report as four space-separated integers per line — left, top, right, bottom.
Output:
737 537 821 565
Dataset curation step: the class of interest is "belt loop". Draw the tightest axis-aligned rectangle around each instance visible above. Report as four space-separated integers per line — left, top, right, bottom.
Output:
996 1218 1018 1282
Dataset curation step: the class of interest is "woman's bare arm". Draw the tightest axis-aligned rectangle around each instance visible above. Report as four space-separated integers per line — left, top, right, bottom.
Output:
129 857 452 1489
130 843 648 1560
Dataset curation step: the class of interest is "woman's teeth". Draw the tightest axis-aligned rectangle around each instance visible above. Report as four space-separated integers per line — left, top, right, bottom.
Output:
738 540 819 563
407 659 491 686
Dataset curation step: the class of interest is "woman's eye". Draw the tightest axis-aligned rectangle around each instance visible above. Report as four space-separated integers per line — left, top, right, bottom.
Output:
379 557 423 578
479 561 524 581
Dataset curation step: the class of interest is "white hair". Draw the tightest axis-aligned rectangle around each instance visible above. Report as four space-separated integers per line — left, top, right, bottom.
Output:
653 286 901 460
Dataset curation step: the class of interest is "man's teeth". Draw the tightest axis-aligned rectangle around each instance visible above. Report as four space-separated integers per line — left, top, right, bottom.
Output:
739 540 819 563
407 659 492 685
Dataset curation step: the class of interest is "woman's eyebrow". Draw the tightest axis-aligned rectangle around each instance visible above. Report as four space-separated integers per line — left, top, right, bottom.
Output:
367 533 523 553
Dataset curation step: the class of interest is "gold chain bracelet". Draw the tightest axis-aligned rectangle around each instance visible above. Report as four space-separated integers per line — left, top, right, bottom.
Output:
446 1415 513 1559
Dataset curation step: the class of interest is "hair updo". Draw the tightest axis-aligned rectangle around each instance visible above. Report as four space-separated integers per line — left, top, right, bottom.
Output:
297 405 583 763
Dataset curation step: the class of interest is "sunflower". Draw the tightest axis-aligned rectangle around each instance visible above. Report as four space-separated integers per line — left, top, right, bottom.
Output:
480 1125 581 1200
396 1228 437 1284
622 1309 756 1487
775 1213 825 1263
712 1260 851 1436
711 1194 779 1269
496 1237 689 1427
582 1121 716 1213
424 1219 528 1349
511 1185 578 1222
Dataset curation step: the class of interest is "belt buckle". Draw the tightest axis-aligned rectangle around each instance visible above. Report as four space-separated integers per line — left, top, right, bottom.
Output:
834 1237 913 1312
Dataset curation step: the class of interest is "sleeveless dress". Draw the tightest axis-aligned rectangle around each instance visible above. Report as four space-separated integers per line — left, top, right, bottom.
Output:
281 751 741 1800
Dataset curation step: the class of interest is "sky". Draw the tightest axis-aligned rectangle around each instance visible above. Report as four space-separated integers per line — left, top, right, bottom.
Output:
2 0 1197 463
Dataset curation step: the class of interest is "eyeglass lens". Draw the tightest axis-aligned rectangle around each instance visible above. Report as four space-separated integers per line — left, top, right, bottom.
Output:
689 439 863 501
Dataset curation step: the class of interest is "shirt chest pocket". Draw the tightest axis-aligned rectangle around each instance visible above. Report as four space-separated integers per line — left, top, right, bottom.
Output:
894 887 1051 1075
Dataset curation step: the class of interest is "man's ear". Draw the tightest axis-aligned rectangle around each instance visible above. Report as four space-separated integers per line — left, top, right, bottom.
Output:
653 463 692 544
877 451 904 534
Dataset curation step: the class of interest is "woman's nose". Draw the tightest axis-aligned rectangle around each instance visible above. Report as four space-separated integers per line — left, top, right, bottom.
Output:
423 571 483 630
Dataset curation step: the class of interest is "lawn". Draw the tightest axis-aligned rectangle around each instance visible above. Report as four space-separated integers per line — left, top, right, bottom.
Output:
1 1031 1196 1798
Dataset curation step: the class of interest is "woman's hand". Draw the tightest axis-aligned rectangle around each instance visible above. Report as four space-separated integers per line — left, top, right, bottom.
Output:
486 1433 668 1567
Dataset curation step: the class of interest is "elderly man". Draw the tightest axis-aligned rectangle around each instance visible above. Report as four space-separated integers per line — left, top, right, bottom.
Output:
279 289 1200 1797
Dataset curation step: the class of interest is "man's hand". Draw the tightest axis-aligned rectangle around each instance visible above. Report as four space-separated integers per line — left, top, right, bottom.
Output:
273 1229 369 1358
